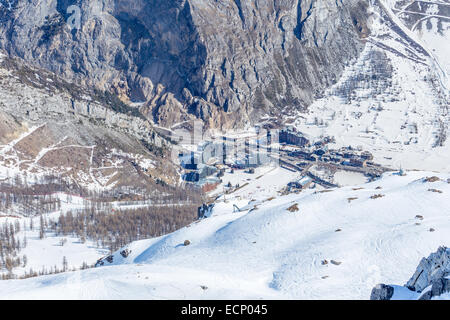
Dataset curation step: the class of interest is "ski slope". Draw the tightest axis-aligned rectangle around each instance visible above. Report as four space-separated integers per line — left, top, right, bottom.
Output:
293 0 450 172
1 170 449 299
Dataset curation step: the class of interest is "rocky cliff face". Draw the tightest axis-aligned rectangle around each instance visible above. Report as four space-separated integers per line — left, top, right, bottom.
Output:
0 0 369 129
0 51 180 192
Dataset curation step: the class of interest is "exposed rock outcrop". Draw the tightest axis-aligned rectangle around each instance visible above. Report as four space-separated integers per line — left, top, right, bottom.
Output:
371 247 450 300
0 51 180 191
197 203 214 219
0 0 370 129
370 284 394 300
406 246 450 294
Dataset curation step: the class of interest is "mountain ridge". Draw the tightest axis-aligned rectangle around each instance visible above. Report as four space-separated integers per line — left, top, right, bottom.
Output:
0 0 370 129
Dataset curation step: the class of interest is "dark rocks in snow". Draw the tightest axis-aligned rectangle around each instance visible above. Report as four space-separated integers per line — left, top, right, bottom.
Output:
418 289 433 300
95 259 104 267
184 240 191 246
287 203 299 212
430 278 450 298
417 278 450 300
120 249 132 258
95 254 116 267
424 176 440 183
371 247 450 300
198 203 214 219
370 284 394 300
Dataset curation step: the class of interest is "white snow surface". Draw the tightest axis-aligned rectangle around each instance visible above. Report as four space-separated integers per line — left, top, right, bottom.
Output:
293 0 450 172
1 170 449 300
0 193 108 278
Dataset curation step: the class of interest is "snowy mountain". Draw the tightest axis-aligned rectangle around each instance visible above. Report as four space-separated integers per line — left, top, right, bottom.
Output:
0 52 201 280
293 0 450 172
0 0 371 129
0 170 449 299
0 0 449 301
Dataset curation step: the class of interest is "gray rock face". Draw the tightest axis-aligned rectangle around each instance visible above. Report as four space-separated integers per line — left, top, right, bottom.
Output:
197 203 214 219
370 284 394 300
406 246 450 293
371 247 450 300
0 52 181 191
430 277 450 298
0 0 369 129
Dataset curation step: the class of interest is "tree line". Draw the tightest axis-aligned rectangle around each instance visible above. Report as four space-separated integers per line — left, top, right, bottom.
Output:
50 204 199 253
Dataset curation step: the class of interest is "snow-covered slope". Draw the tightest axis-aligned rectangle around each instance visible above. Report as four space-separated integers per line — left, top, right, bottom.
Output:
1 170 449 299
391 0 450 88
293 0 450 172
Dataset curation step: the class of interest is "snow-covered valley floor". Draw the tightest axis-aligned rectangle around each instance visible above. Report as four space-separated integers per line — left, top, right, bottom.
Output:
0 170 449 300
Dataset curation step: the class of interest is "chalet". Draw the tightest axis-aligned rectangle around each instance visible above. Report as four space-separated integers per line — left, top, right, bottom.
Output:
314 149 327 157
288 176 313 190
352 158 368 167
343 152 353 159
306 154 319 162
361 151 374 161
296 162 309 168
342 158 368 168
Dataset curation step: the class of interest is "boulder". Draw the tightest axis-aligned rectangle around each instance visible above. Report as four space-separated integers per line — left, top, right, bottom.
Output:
120 249 132 258
370 284 394 300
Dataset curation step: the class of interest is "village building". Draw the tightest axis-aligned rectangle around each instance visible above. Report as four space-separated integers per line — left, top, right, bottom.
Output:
361 151 374 161
288 176 313 190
